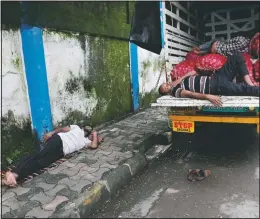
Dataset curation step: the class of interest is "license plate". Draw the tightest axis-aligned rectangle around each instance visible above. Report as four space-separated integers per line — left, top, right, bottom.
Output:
172 121 195 133
202 106 247 112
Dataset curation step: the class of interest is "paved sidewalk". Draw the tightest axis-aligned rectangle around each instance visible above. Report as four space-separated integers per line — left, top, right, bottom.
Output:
1 107 168 218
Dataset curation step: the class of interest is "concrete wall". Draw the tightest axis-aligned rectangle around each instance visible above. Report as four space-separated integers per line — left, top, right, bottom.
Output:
2 30 35 166
43 30 132 127
1 1 165 167
138 47 166 108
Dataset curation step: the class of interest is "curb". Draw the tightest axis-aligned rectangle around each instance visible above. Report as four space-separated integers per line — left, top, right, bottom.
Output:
50 131 171 218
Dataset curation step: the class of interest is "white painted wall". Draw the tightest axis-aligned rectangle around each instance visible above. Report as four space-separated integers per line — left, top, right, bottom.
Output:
43 30 98 125
2 30 30 119
138 47 167 96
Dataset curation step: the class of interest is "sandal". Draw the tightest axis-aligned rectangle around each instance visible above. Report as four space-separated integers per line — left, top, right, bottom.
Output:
187 169 211 181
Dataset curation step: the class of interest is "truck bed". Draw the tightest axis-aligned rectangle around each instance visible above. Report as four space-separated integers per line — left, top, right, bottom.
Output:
151 96 259 108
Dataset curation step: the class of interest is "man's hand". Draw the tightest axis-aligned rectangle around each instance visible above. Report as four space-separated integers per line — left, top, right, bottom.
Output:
206 94 222 107
43 132 53 142
170 78 182 87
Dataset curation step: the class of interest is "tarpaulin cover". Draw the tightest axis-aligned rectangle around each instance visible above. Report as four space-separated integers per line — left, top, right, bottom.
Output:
129 1 162 54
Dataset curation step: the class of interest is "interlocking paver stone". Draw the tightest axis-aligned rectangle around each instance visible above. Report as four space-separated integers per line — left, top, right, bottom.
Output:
70 179 92 193
44 184 68 197
58 168 79 177
34 182 56 191
43 173 67 184
31 192 55 204
2 197 26 211
58 178 78 187
9 187 30 196
91 167 110 178
17 187 43 201
56 188 78 200
2 212 13 218
25 206 54 218
2 192 16 202
2 108 167 218
10 201 40 218
48 164 68 175
81 173 101 182
100 162 118 169
43 195 69 211
59 161 77 168
2 205 11 215
68 163 86 172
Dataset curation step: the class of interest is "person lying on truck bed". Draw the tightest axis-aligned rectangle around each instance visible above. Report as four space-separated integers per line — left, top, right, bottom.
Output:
2 124 103 187
192 36 250 57
158 53 259 107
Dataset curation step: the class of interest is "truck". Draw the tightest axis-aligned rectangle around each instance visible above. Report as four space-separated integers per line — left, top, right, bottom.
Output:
152 1 259 135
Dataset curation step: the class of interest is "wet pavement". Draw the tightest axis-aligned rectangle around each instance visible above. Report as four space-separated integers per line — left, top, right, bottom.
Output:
90 123 259 218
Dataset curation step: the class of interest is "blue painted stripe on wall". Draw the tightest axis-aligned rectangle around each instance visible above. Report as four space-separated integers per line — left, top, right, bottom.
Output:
20 24 53 144
160 1 165 48
130 42 139 111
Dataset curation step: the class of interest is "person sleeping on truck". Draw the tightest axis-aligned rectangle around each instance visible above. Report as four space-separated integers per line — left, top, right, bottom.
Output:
158 53 260 107
192 36 250 56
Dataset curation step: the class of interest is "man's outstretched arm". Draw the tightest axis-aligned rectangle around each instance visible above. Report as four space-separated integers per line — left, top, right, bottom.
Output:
180 90 223 107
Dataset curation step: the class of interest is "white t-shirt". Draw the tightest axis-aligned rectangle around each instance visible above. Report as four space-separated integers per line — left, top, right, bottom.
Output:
58 125 92 155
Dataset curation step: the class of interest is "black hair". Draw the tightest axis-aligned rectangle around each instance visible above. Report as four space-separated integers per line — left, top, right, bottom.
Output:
158 84 167 96
81 125 93 137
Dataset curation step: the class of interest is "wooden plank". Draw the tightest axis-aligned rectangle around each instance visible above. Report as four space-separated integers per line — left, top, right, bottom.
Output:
205 13 259 26
211 13 215 39
212 12 244 32
165 24 200 42
205 27 254 36
204 4 259 17
167 41 192 51
165 9 202 33
166 33 198 47
167 56 185 65
167 49 188 56
226 11 231 39
170 1 197 20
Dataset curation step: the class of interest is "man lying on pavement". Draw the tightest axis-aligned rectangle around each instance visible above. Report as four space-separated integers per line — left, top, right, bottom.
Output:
2 124 103 187
158 52 260 107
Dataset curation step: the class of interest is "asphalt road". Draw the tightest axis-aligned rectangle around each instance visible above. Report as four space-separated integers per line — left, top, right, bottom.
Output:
90 123 259 218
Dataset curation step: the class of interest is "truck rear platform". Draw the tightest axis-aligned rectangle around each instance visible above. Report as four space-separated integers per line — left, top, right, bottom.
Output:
152 96 260 134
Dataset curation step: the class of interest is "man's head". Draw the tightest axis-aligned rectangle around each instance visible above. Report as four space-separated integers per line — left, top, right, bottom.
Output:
158 82 172 96
81 125 93 137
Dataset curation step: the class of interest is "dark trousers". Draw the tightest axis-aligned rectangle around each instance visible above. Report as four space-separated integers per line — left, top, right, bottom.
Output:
12 134 64 180
211 53 260 96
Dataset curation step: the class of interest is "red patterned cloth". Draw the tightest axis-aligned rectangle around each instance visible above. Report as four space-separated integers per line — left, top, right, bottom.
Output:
249 32 260 58
195 54 227 72
242 53 253 75
252 59 260 86
170 60 195 81
185 51 200 61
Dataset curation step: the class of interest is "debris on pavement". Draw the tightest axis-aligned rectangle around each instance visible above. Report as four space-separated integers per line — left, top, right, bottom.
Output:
187 169 211 181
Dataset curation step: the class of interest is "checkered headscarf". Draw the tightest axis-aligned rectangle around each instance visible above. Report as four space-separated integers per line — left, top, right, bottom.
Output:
215 36 250 57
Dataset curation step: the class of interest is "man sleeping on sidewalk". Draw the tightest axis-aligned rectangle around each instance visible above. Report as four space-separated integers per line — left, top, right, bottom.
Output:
159 53 260 107
2 124 103 187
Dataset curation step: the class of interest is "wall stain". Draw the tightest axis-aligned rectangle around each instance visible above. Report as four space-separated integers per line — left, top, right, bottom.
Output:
2 110 37 168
